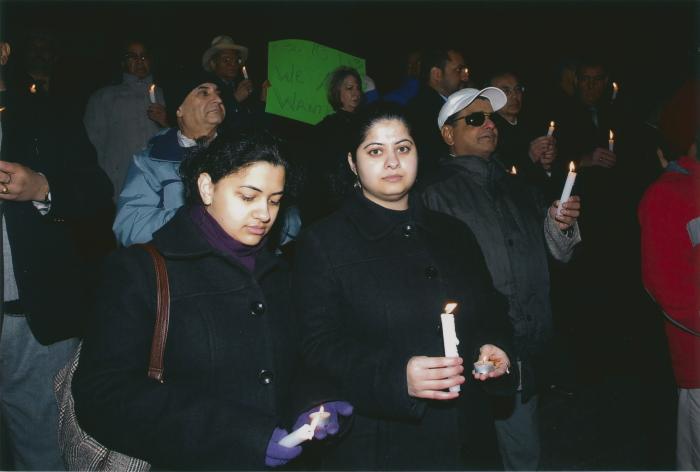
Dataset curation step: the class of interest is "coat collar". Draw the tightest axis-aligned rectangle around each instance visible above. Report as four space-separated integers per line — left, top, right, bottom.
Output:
439 154 508 186
152 206 279 278
340 189 435 241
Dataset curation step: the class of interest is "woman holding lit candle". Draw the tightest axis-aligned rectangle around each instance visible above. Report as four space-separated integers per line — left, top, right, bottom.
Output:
293 103 514 470
73 131 343 469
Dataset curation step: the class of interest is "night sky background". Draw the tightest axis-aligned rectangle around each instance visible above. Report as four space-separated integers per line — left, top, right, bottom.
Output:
2 0 697 127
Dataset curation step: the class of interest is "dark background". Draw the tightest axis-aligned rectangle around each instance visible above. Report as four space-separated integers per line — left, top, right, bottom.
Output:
2 0 698 122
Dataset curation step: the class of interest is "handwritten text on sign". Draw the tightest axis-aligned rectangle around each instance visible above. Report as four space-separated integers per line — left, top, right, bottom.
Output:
266 39 366 125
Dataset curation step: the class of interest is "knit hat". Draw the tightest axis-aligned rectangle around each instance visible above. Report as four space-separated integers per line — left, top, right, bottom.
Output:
168 76 216 111
202 35 249 72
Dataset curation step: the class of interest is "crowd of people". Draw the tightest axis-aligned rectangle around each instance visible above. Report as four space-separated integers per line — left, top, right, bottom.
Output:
0 26 696 471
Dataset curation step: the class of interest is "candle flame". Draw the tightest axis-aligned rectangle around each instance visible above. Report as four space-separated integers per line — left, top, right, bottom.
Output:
612 82 618 92
549 121 555 127
0 106 5 113
444 303 457 314
29 84 37 94
149 84 155 93
569 161 576 172
609 130 614 140
511 165 517 175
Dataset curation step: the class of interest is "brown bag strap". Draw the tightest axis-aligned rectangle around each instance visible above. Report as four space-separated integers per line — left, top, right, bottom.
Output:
136 243 170 383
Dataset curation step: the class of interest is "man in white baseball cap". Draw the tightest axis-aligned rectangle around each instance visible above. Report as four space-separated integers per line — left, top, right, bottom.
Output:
421 86 582 471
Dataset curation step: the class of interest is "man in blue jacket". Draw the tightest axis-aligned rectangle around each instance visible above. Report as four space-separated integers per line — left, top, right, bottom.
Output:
113 79 224 246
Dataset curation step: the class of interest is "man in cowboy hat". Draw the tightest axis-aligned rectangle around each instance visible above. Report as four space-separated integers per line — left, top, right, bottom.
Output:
202 35 266 133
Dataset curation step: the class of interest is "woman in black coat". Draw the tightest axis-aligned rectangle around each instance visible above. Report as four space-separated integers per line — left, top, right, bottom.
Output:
73 131 345 470
299 66 364 224
293 103 516 470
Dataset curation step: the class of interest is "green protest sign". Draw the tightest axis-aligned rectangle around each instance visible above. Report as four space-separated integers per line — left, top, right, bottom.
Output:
266 39 365 125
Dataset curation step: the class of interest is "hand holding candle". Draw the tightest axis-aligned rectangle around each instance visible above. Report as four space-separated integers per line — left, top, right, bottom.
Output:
472 344 510 380
557 162 577 217
279 411 321 448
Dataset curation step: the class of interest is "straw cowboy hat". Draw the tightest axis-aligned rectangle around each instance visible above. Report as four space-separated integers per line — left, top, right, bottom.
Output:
202 35 249 72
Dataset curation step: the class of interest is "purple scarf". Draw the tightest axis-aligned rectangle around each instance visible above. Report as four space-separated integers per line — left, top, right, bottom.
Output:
189 205 265 272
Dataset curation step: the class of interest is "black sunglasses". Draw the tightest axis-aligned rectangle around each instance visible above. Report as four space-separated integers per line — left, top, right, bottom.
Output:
449 111 493 127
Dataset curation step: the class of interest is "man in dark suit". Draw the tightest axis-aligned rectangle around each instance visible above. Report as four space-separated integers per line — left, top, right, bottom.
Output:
407 47 468 177
0 32 112 470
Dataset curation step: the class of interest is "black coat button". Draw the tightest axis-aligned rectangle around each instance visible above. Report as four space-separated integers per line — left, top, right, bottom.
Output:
424 266 438 279
526 315 533 321
259 369 273 385
402 224 414 238
507 239 514 247
250 301 265 317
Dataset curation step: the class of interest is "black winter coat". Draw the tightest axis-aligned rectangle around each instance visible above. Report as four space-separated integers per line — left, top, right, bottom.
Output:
293 191 514 470
73 207 301 470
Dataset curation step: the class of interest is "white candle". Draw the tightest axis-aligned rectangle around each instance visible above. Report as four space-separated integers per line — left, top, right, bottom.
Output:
148 84 156 104
440 302 460 393
546 121 556 137
557 162 577 217
510 165 517 175
278 412 320 448
611 82 618 101
308 405 330 428
242 66 249 80
608 130 615 152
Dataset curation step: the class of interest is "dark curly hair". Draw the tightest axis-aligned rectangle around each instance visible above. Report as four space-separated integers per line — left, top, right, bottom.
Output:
179 130 289 206
327 66 361 111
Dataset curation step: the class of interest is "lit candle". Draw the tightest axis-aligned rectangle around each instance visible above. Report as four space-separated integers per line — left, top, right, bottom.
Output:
608 130 615 152
440 302 460 393
148 84 156 104
546 121 556 137
510 165 517 175
557 162 577 217
473 356 496 374
278 411 321 448
29 84 37 94
308 405 330 428
611 82 619 101
242 65 249 80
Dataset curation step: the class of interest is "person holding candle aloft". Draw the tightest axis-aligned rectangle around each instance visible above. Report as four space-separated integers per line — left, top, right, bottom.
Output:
84 39 168 201
421 87 581 470
294 102 515 470
202 35 267 135
74 131 347 470
487 70 562 201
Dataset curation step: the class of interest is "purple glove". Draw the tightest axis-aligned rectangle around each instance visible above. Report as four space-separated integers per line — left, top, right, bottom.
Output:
265 427 302 468
293 401 354 440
